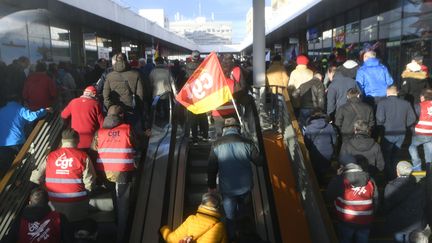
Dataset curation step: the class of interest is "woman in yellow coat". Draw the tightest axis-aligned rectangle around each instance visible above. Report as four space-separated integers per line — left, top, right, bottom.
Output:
160 193 228 243
266 55 290 101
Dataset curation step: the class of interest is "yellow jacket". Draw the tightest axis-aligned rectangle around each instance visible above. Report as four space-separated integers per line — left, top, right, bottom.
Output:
266 61 290 101
160 206 228 243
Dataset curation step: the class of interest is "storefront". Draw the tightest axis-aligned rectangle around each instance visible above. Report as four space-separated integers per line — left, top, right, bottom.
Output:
307 0 431 82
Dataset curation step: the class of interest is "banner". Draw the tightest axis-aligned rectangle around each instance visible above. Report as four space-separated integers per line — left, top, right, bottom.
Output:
176 52 232 114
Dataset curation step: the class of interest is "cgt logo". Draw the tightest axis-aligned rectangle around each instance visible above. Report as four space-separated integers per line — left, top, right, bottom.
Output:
55 153 73 169
108 130 120 137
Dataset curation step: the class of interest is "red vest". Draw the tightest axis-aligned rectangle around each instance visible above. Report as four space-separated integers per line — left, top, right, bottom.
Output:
212 77 236 117
45 147 88 202
334 178 374 225
18 211 61 243
415 101 432 135
96 123 135 172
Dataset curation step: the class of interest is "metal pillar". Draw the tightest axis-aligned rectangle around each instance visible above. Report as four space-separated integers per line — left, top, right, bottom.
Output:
253 0 266 87
69 24 84 66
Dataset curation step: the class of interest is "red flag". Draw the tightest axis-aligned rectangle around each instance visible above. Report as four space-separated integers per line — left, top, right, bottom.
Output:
176 52 233 114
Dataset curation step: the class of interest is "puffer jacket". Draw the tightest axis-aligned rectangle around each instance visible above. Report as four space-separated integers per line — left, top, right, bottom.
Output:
400 70 429 104
334 97 374 137
340 133 385 173
384 176 426 235
160 206 228 243
327 72 360 116
103 63 144 112
304 117 337 160
266 61 289 101
292 77 325 109
356 58 394 97
207 128 261 196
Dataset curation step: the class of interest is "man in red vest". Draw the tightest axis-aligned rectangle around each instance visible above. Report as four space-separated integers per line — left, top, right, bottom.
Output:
409 88 432 171
327 154 378 243
91 105 137 243
2 188 73 243
30 128 96 222
61 86 104 150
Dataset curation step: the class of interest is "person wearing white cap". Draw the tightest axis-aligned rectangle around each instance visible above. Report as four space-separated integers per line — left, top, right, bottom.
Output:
400 60 429 104
327 60 360 118
384 161 426 242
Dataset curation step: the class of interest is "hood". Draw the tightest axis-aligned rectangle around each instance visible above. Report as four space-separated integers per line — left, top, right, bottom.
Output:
364 58 380 67
344 170 370 187
336 65 358 79
197 205 222 219
308 118 328 129
401 70 427 80
21 205 52 222
102 115 122 129
348 134 375 151
113 59 126 72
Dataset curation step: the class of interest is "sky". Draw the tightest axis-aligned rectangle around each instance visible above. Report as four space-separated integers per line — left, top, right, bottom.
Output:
118 0 271 43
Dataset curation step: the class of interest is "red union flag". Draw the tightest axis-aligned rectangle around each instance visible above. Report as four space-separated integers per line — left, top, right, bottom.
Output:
176 52 233 114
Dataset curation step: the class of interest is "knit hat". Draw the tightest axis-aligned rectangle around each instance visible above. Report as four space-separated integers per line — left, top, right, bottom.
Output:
296 55 309 65
407 61 422 72
83 86 97 97
396 161 413 176
107 105 124 117
224 117 240 128
343 60 358 69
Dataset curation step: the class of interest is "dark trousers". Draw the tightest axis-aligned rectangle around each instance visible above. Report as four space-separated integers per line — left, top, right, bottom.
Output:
191 112 208 140
108 181 131 243
0 145 21 178
213 116 225 139
338 222 370 243
382 134 405 180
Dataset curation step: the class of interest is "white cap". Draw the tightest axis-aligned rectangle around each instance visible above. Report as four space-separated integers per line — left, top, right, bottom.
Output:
407 61 421 72
343 60 358 69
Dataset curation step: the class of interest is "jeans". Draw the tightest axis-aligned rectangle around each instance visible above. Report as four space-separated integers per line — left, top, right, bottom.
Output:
382 135 405 179
338 222 370 243
408 135 432 171
108 182 131 243
394 231 411 243
222 191 253 240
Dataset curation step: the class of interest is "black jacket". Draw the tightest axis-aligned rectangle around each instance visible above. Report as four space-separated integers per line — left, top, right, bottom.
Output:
400 70 429 104
384 176 426 234
340 133 385 173
327 73 360 116
335 97 375 137
292 77 325 109
1 205 73 243
376 96 416 136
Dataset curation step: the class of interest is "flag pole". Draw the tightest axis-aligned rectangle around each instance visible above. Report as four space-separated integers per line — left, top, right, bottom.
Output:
231 96 244 127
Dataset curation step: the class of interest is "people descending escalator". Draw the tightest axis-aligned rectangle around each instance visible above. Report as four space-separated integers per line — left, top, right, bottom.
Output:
207 118 262 241
90 105 137 243
160 192 228 243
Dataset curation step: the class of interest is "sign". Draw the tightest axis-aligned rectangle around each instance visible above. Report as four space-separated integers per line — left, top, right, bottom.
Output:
98 47 110 60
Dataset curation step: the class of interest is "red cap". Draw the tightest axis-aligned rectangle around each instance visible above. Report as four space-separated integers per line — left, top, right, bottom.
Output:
84 86 97 96
296 55 309 65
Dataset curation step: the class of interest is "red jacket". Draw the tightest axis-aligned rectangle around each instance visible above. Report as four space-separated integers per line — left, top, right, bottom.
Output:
96 123 135 172
22 72 58 110
18 211 61 243
45 147 88 202
415 101 432 135
61 96 104 148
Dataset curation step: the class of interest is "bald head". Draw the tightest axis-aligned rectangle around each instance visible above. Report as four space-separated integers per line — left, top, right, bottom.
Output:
387 85 398 96
364 51 376 61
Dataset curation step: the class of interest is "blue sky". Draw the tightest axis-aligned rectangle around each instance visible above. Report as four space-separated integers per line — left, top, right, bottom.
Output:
121 0 271 43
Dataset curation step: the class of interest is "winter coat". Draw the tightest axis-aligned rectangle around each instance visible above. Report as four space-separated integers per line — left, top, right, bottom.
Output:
304 117 337 160
22 72 58 111
327 72 360 116
148 64 176 98
103 65 144 113
0 101 46 146
1 205 73 243
400 70 429 104
384 176 426 235
288 65 314 91
266 61 289 101
376 96 416 137
160 206 228 243
335 97 375 137
327 165 379 227
5 62 27 99
207 128 261 196
340 133 385 173
291 77 325 109
85 64 105 86
356 58 394 97
61 96 104 149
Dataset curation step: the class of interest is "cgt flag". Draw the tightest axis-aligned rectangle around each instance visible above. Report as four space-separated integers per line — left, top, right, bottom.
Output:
176 52 233 114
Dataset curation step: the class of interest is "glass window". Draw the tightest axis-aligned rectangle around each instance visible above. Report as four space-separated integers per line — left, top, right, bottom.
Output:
345 8 360 44
50 26 71 62
378 0 402 40
360 16 378 42
27 18 52 63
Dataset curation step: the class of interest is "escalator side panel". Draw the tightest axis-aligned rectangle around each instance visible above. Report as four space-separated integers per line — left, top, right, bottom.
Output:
263 131 312 243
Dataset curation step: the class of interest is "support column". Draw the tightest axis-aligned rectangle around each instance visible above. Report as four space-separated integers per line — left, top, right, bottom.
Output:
111 35 122 54
69 24 84 66
253 0 266 87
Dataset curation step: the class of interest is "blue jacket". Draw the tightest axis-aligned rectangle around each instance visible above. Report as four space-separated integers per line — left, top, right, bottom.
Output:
207 128 261 196
0 101 46 146
356 58 394 97
304 118 337 160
